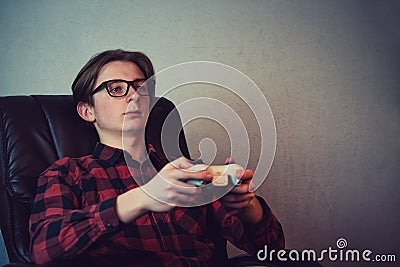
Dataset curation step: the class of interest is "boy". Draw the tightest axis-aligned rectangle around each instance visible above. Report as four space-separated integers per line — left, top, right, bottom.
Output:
29 49 284 266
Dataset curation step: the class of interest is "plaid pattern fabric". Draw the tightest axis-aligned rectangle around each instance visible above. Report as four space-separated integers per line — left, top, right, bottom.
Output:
29 143 284 266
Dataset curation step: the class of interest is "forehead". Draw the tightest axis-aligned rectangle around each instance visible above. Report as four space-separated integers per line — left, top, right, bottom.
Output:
96 61 144 84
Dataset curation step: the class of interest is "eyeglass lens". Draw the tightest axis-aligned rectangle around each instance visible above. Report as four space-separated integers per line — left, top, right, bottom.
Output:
107 80 148 96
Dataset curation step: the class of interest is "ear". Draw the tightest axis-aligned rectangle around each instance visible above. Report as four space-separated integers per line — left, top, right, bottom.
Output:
77 102 96 122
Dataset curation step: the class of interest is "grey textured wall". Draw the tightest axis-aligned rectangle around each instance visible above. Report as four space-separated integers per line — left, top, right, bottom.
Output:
1 1 399 266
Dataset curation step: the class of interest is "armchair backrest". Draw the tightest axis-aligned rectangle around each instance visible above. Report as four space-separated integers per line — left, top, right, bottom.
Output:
0 95 190 263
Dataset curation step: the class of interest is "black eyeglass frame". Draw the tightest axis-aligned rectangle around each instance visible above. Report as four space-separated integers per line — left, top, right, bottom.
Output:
91 78 153 97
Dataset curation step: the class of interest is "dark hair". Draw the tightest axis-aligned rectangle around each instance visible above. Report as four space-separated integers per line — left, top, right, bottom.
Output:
71 49 155 106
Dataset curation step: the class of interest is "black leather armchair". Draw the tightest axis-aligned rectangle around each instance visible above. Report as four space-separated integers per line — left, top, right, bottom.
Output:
0 95 322 267
0 95 191 266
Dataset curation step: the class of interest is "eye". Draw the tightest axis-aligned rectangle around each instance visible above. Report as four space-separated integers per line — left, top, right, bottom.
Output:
107 81 126 96
137 85 149 95
109 86 123 93
134 79 149 95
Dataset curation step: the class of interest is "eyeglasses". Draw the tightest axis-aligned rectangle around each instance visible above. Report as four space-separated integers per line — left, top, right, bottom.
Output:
91 79 153 97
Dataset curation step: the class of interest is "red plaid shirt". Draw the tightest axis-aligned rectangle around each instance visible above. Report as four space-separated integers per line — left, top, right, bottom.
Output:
29 143 284 266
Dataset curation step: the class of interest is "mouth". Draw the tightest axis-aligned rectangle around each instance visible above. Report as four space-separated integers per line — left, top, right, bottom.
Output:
123 110 143 117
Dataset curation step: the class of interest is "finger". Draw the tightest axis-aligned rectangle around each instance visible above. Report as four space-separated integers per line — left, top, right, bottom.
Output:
229 183 251 194
175 169 213 182
151 172 201 194
166 186 203 206
173 181 203 195
224 157 235 164
164 190 200 206
223 192 255 203
249 180 256 191
238 169 254 182
169 157 194 169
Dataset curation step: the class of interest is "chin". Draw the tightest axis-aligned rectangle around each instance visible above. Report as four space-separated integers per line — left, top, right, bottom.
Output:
122 124 145 136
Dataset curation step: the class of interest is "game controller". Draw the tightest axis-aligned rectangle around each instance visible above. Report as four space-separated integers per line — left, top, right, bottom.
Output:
185 164 244 186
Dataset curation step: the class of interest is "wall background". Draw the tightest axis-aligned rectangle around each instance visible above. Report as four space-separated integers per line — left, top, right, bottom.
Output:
1 1 399 266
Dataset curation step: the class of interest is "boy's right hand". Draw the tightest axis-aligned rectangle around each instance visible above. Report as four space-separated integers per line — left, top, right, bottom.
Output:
116 157 212 223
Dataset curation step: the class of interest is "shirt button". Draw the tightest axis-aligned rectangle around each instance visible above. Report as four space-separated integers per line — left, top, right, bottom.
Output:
106 223 112 228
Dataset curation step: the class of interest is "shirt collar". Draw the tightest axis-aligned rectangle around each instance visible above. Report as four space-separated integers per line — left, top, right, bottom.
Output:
93 142 166 169
93 143 124 165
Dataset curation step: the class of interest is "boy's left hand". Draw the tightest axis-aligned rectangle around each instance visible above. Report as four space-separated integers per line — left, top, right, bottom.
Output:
220 168 256 209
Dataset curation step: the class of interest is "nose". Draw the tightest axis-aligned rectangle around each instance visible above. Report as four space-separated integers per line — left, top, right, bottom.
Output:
126 87 140 103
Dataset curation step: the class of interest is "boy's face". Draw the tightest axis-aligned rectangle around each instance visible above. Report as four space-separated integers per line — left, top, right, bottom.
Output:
90 60 150 137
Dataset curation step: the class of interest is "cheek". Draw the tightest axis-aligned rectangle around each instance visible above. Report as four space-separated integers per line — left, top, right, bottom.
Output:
94 100 123 124
141 97 151 116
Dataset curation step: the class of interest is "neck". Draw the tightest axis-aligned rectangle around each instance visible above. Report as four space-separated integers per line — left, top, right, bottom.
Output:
99 131 148 164
123 135 148 163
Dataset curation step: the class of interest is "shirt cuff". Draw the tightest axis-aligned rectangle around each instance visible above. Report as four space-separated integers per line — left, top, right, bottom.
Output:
95 196 121 233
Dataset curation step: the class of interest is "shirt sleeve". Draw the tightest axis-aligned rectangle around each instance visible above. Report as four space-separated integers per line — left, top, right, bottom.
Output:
212 195 285 255
29 159 122 264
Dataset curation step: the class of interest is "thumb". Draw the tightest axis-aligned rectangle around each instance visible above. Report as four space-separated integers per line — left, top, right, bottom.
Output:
169 157 194 170
240 169 254 181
